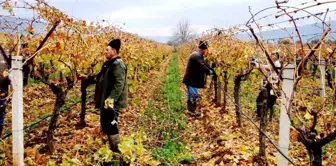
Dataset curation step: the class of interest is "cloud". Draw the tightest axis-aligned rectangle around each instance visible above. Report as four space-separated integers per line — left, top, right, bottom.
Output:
105 0 259 22
108 7 162 21
9 0 336 38
110 21 214 36
124 27 174 37
109 20 215 36
102 0 261 36
191 25 215 33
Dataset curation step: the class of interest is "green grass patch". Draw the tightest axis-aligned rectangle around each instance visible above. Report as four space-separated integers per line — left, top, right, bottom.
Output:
140 55 193 165
162 55 184 112
27 77 41 85
151 55 192 164
161 55 186 131
323 139 336 155
152 141 194 165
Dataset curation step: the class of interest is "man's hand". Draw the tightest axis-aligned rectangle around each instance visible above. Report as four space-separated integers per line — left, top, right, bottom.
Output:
210 69 217 76
78 74 88 80
104 98 114 109
3 70 8 79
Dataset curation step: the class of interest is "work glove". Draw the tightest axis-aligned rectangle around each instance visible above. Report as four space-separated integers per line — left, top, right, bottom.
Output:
104 98 114 109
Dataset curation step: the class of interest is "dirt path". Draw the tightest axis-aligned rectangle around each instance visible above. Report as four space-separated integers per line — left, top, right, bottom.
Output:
118 53 175 136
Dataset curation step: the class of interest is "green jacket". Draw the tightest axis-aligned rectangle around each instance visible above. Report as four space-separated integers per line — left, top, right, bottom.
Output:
102 57 128 110
90 57 127 110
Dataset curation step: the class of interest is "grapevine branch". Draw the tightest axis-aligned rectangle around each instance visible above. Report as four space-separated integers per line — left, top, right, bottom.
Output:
248 27 279 75
322 8 329 31
263 31 336 42
287 27 331 115
249 6 263 38
258 9 336 29
320 126 336 146
239 67 254 81
276 1 336 18
311 110 318 129
246 6 328 30
236 0 318 27
25 20 60 65
22 41 55 66
58 58 76 82
278 6 304 52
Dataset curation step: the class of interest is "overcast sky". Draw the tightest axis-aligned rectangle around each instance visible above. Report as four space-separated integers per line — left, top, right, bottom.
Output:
8 0 336 37
45 0 271 36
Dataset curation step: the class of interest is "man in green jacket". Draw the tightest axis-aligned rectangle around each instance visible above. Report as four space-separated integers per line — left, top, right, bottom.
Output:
79 39 127 152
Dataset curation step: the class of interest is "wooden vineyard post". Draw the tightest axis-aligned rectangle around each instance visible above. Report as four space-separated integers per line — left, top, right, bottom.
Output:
11 56 24 166
319 59 326 102
277 64 294 166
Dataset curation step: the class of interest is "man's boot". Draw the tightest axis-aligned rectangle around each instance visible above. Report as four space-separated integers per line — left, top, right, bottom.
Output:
0 125 3 137
187 100 200 117
255 104 262 120
107 134 120 152
102 134 120 166
269 106 275 122
187 100 193 112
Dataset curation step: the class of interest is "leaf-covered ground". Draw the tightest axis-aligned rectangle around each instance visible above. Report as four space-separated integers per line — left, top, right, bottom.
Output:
0 54 174 165
177 53 336 166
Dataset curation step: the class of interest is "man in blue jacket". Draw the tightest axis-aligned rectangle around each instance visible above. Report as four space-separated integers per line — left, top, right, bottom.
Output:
183 41 215 116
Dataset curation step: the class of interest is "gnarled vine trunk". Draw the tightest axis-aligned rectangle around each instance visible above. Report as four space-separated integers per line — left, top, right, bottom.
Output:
47 86 67 154
222 72 228 113
79 80 89 127
234 76 242 127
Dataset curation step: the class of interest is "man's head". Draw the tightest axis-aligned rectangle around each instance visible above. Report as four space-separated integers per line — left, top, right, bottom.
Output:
297 49 304 57
271 50 280 61
198 40 209 56
105 39 121 59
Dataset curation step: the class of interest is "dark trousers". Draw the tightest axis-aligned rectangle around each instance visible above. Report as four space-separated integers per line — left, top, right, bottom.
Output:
100 108 119 135
256 89 277 120
0 107 5 136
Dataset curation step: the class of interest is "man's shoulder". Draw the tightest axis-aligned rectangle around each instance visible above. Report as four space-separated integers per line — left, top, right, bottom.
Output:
112 58 126 70
112 58 123 64
190 51 202 59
